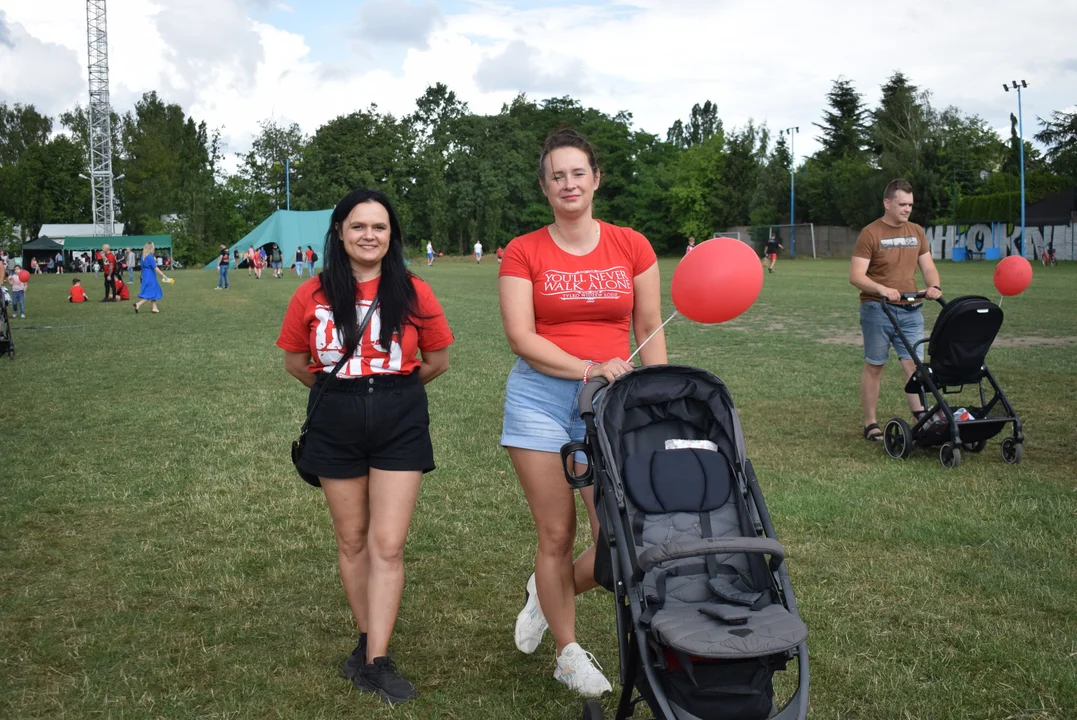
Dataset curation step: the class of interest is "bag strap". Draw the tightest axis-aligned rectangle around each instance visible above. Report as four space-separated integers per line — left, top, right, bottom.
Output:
297 295 380 438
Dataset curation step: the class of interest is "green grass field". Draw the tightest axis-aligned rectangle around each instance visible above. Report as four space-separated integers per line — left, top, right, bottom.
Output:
2 258 1076 720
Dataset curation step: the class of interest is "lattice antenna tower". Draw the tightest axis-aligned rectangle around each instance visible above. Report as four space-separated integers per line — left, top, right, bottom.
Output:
86 0 116 236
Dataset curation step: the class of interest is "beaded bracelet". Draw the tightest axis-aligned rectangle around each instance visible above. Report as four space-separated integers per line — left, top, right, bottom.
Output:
582 361 598 384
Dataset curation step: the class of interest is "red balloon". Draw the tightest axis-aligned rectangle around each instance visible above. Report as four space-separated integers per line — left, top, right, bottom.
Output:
18 269 30 283
671 238 763 323
993 255 1032 297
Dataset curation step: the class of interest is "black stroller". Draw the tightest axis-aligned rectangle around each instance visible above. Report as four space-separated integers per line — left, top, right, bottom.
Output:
880 293 1024 468
562 366 808 720
0 287 14 359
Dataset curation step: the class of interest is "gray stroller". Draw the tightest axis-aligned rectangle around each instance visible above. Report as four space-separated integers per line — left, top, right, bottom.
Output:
563 366 808 720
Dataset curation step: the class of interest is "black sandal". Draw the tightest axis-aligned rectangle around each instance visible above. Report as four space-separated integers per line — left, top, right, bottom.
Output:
863 423 883 442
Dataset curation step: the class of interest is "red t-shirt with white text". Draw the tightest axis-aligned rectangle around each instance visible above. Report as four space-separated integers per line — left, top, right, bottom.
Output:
276 275 453 377
499 221 657 362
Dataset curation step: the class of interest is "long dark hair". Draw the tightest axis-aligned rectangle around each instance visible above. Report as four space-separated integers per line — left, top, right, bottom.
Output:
319 188 419 355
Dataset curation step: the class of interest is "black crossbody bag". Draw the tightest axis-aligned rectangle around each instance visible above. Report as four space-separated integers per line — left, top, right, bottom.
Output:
291 296 380 487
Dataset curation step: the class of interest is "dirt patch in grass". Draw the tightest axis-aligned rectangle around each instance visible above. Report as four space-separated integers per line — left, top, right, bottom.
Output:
993 335 1077 347
815 332 1077 348
817 331 864 345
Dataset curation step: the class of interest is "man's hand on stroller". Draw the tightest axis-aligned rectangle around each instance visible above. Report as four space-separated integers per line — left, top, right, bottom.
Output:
877 285 902 302
925 285 943 300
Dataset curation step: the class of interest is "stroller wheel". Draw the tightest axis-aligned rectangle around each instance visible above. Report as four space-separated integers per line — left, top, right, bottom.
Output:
962 439 987 453
939 442 962 469
1001 437 1023 464
883 418 913 459
582 699 605 720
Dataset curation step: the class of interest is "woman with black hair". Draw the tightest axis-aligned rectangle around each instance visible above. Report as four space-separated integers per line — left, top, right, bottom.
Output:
276 188 453 705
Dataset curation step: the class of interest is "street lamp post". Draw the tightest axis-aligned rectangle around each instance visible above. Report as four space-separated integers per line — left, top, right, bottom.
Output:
781 126 799 258
1003 80 1028 256
284 157 291 211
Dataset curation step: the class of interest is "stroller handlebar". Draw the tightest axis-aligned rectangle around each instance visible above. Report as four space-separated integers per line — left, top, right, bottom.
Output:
577 376 609 417
881 290 945 306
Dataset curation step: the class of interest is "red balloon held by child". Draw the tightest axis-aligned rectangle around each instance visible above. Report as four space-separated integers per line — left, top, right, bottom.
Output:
993 255 1032 297
670 238 763 324
18 269 30 283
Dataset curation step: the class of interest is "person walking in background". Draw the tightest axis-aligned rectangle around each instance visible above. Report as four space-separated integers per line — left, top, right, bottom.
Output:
277 188 453 705
473 241 483 264
55 251 64 274
305 245 316 276
496 246 504 264
849 179 942 442
246 247 255 276
499 127 667 697
126 248 136 283
685 236 696 254
134 242 169 314
271 244 283 278
216 243 230 289
295 247 305 278
764 232 783 274
6 266 27 317
426 241 435 267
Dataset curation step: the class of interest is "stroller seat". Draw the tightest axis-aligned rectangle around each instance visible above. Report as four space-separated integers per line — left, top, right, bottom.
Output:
625 447 807 661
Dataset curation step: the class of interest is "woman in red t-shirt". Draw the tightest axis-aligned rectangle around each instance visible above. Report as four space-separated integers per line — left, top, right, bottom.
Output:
498 128 667 696
276 188 452 705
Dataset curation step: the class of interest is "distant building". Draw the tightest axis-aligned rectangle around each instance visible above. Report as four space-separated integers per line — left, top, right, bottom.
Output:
38 223 125 239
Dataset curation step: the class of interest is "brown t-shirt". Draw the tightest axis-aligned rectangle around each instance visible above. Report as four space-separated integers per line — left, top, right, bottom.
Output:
852 219 929 303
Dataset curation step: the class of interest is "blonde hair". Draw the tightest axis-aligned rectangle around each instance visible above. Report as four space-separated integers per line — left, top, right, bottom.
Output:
143 242 155 255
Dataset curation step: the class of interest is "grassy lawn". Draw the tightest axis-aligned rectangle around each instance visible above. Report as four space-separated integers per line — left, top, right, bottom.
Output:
2 257 1075 719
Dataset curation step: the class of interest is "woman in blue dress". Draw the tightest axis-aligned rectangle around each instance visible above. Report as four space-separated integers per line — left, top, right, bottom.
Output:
134 241 169 313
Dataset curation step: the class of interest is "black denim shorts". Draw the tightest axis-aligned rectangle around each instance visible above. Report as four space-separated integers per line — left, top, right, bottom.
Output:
297 372 434 480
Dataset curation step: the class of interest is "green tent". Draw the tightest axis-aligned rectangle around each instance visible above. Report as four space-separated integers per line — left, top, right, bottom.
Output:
205 209 331 269
63 235 172 251
21 237 64 251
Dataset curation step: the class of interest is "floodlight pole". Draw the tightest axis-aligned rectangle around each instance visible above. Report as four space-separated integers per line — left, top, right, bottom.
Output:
285 156 291 211
1003 81 1028 256
782 126 799 258
86 0 117 237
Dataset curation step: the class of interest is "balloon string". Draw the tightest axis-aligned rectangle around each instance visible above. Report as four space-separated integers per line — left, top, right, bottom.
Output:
629 310 679 363
998 295 1003 308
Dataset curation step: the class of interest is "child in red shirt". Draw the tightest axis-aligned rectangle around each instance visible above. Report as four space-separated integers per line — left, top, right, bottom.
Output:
69 278 87 303
114 277 130 300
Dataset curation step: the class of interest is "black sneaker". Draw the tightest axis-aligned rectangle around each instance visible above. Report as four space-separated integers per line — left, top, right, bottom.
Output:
339 633 367 680
354 656 416 705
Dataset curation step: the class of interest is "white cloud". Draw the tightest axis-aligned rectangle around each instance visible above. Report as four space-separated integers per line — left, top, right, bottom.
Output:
0 9 83 115
2 0 1075 169
354 0 445 50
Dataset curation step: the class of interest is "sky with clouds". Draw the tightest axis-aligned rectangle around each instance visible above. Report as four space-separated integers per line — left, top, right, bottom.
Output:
1 0 1075 170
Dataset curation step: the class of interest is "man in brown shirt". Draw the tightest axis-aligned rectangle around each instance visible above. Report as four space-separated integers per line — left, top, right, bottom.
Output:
849 179 942 441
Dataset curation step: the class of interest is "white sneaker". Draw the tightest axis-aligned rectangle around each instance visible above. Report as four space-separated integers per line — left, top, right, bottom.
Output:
514 572 548 654
554 642 612 697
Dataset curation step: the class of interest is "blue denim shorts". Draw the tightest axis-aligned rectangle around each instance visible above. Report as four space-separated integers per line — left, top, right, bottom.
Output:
501 357 588 464
859 301 924 365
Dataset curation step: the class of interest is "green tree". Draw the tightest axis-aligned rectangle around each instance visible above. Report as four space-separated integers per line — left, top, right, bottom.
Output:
236 119 306 219
0 103 52 167
1035 109 1077 183
667 101 722 148
814 77 869 162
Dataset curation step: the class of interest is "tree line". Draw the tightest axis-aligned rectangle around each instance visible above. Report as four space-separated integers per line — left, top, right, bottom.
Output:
1 74 1074 264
